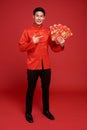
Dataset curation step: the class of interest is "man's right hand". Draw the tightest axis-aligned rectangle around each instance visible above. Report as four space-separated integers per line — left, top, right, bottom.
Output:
32 34 43 44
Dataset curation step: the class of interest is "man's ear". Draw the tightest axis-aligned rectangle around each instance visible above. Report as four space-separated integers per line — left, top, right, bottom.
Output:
33 15 34 19
43 16 45 20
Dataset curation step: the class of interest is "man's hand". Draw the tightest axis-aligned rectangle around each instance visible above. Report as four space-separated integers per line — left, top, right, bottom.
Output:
57 37 65 47
32 34 43 44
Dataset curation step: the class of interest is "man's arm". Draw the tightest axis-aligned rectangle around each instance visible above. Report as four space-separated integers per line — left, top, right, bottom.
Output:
48 35 65 52
18 29 37 52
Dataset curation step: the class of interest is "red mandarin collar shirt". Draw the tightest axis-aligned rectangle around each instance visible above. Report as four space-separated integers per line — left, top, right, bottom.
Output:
19 24 64 70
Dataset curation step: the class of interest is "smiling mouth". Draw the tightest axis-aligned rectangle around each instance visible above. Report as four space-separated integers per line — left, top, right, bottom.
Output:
37 21 41 22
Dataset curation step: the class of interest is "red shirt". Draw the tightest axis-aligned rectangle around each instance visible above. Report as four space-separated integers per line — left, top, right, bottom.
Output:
19 24 64 70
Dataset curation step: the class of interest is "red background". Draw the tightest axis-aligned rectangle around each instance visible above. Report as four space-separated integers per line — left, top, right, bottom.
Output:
0 0 87 130
0 0 87 91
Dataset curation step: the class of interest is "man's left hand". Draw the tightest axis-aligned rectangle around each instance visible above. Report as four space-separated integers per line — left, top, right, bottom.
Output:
56 37 65 47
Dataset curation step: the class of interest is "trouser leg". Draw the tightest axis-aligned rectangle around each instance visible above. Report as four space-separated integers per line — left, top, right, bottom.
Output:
26 70 38 114
40 69 51 112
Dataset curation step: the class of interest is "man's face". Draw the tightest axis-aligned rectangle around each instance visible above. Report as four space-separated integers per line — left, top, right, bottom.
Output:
33 11 45 26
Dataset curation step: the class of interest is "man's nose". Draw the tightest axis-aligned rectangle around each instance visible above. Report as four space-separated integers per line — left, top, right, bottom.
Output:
38 16 41 19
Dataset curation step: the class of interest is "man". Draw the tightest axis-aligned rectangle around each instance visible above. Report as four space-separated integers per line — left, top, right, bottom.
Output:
19 7 65 123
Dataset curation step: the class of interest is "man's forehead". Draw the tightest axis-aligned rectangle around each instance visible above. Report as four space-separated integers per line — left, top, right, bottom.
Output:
35 11 44 15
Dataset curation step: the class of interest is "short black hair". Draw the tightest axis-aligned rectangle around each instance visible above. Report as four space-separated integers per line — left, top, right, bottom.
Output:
33 7 45 16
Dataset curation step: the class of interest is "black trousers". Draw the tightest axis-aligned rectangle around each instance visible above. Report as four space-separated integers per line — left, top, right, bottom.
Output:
26 69 51 114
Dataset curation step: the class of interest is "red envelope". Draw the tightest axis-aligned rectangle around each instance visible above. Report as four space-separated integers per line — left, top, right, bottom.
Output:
50 24 73 41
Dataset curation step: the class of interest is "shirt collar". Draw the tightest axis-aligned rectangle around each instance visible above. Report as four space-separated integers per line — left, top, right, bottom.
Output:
32 23 43 29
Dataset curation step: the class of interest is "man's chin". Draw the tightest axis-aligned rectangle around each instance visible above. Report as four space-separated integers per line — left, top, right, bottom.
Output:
36 23 42 26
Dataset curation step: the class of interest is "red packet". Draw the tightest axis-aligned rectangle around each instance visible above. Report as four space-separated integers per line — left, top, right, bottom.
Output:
49 24 73 41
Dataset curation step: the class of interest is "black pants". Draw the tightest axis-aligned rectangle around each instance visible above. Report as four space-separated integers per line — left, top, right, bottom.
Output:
26 69 51 114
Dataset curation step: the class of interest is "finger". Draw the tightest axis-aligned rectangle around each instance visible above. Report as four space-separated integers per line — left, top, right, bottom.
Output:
36 35 43 39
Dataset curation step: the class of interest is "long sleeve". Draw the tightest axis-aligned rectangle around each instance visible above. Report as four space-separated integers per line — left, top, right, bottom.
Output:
18 29 36 52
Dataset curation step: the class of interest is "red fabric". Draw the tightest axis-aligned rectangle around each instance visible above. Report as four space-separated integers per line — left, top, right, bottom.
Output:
19 24 64 70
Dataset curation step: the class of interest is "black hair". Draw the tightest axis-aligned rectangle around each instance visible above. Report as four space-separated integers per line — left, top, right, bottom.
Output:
33 7 46 16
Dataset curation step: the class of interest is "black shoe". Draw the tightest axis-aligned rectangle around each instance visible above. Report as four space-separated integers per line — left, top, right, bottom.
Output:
43 111 55 120
26 113 34 123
